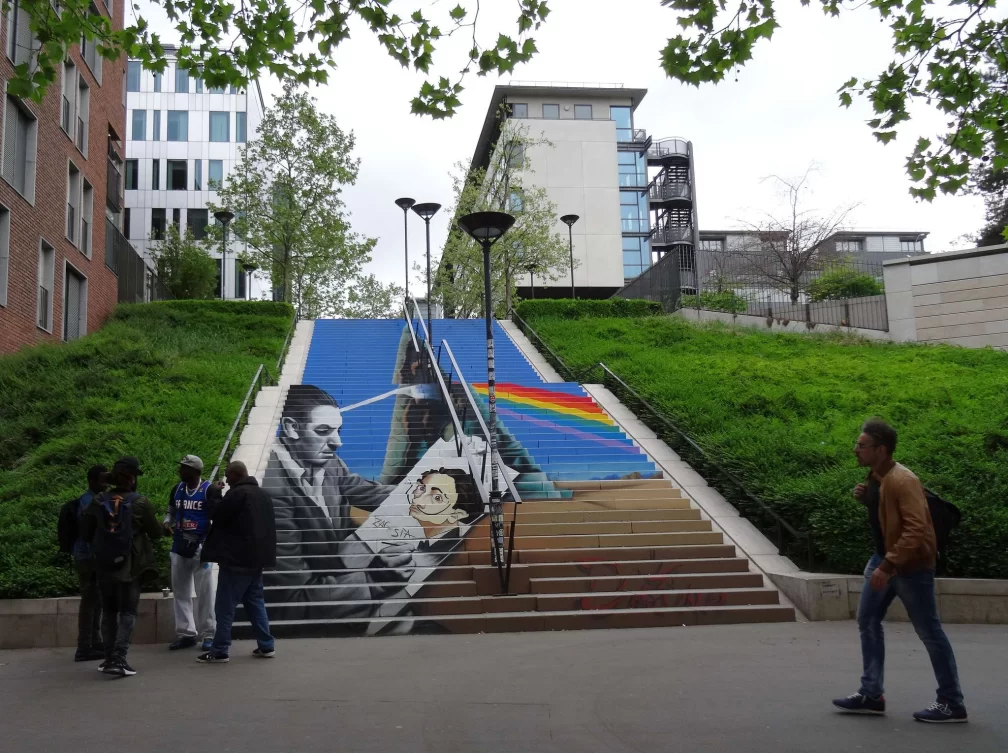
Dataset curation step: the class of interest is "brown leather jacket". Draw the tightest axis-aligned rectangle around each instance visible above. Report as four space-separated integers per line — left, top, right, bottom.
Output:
876 462 937 575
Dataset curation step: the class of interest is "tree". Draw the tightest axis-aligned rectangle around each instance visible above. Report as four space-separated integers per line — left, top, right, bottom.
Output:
339 274 405 319
436 119 570 318
971 163 1008 247
739 169 855 303
213 84 375 319
147 224 218 300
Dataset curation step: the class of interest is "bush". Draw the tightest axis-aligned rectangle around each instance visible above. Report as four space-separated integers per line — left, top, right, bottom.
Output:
516 298 662 320
0 300 294 598
528 315 1008 577
809 267 884 302
680 291 748 314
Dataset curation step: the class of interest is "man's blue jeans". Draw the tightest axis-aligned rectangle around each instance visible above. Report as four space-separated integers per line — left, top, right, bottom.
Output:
857 553 964 706
211 568 275 658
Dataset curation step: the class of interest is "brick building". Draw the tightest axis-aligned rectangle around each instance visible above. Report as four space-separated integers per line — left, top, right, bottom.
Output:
0 0 127 354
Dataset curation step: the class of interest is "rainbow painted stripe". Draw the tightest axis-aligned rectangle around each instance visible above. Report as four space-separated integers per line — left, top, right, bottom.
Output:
471 383 615 427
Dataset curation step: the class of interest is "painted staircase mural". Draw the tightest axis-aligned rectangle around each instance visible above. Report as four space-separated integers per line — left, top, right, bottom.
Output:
244 317 793 638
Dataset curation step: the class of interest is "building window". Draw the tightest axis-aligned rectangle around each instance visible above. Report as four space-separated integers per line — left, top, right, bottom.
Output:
123 207 131 239
3 95 38 201
194 159 202 190
187 208 209 240
7 0 40 69
836 238 864 253
151 208 166 240
62 61 76 136
37 239 54 331
510 103 528 118
131 109 146 140
168 159 187 190
167 110 188 141
80 6 102 83
151 158 160 189
81 181 93 257
152 109 161 141
900 237 924 253
127 61 141 91
194 75 203 93
542 104 559 120
508 190 523 213
235 111 247 143
153 71 161 92
209 111 229 142
235 263 246 299
209 85 226 94
208 159 223 188
175 65 189 93
63 265 86 342
611 105 632 142
124 158 138 190
699 238 725 254
0 205 9 307
76 78 90 155
67 161 81 244
574 104 592 120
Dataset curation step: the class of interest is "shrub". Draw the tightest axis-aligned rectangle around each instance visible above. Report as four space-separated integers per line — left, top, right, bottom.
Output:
516 298 662 320
680 291 748 314
0 300 294 598
809 267 884 301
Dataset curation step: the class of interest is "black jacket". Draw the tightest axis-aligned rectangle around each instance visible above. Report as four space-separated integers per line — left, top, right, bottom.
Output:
201 477 277 570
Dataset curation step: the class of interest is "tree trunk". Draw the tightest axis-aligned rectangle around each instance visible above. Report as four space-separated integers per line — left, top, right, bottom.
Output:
790 283 800 304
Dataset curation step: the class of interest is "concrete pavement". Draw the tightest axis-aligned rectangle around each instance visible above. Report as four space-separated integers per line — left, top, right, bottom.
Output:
1 621 1006 752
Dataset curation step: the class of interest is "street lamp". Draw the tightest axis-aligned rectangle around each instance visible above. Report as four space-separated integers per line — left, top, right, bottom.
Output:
457 210 516 574
214 209 235 300
241 260 257 301
395 197 415 299
411 202 441 341
561 214 579 299
525 263 539 299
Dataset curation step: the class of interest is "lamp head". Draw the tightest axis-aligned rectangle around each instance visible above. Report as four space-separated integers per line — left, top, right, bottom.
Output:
241 260 257 273
560 214 580 227
457 211 516 246
395 197 416 211
214 209 235 227
412 202 442 221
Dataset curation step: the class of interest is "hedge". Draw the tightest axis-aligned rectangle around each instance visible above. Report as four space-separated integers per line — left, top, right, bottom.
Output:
515 298 662 320
809 267 885 302
523 313 1008 578
680 291 749 314
0 300 294 598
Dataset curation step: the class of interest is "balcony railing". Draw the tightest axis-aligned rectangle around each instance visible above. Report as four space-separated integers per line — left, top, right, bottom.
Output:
651 222 693 246
106 157 122 211
649 179 691 203
105 218 174 303
647 138 690 161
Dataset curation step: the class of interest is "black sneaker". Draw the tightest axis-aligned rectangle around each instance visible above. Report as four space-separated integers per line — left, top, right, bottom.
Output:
252 647 276 658
103 657 127 677
913 700 968 724
96 658 111 672
832 693 886 715
169 636 198 651
197 652 229 664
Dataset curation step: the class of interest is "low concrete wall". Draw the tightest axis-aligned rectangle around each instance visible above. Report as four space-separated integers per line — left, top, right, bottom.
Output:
767 571 1008 624
0 594 177 650
674 307 894 341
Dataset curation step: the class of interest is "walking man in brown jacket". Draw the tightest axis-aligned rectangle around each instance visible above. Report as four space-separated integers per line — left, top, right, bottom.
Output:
833 418 966 723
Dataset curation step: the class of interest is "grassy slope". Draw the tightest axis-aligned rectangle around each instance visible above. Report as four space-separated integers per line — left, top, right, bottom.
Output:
0 301 294 598
529 315 1008 577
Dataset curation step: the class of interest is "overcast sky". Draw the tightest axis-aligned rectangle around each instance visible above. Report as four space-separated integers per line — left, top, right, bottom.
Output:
143 0 986 290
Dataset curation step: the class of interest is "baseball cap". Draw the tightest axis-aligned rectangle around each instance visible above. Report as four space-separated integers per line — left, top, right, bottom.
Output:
112 456 143 476
179 454 204 472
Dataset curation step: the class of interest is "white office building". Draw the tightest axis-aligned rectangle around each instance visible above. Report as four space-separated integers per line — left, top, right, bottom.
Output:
123 50 265 299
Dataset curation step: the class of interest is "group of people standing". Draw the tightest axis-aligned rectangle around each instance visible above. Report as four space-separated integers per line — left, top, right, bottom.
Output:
66 454 278 677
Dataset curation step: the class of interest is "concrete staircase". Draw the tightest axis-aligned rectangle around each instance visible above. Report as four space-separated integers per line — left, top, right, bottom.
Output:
231 317 793 637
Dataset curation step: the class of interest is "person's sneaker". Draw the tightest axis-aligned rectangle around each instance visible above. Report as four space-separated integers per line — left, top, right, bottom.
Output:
118 659 137 677
96 658 111 672
913 700 968 724
832 693 886 715
75 649 105 662
201 639 213 651
197 652 229 664
169 636 198 651
252 647 276 658
103 657 129 677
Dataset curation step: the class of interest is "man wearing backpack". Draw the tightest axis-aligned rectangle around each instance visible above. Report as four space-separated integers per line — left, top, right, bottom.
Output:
165 455 217 652
832 418 967 723
83 456 164 677
63 465 108 662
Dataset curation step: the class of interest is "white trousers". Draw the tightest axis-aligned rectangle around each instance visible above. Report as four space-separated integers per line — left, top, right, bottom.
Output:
170 551 217 640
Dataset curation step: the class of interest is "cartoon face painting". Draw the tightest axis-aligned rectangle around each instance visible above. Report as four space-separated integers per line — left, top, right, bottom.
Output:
408 472 466 527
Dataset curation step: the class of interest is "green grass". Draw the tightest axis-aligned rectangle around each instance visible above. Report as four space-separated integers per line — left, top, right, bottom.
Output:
0 300 294 598
527 314 1008 577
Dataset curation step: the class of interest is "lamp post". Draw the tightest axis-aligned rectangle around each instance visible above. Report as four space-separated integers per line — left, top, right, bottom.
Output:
214 209 235 300
241 260 256 301
395 198 415 299
526 264 538 299
457 210 516 577
411 202 441 341
561 214 579 299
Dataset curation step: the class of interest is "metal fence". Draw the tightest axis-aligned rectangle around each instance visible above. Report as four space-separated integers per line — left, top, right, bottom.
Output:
613 248 682 312
105 218 174 303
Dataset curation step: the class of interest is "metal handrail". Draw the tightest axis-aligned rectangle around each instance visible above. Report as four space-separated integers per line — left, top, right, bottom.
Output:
508 310 815 568
439 340 523 592
273 315 299 381
209 363 265 482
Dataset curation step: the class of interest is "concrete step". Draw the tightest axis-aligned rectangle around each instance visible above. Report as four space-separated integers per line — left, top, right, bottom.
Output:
529 571 766 594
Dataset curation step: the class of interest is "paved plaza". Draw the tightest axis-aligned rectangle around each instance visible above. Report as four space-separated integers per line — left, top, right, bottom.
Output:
1 621 1006 752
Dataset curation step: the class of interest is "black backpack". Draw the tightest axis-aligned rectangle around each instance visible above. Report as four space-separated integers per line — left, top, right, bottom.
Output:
925 488 961 565
92 492 138 570
57 497 82 554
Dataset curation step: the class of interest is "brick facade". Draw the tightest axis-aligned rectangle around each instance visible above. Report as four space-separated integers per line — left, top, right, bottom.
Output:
0 4 126 354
